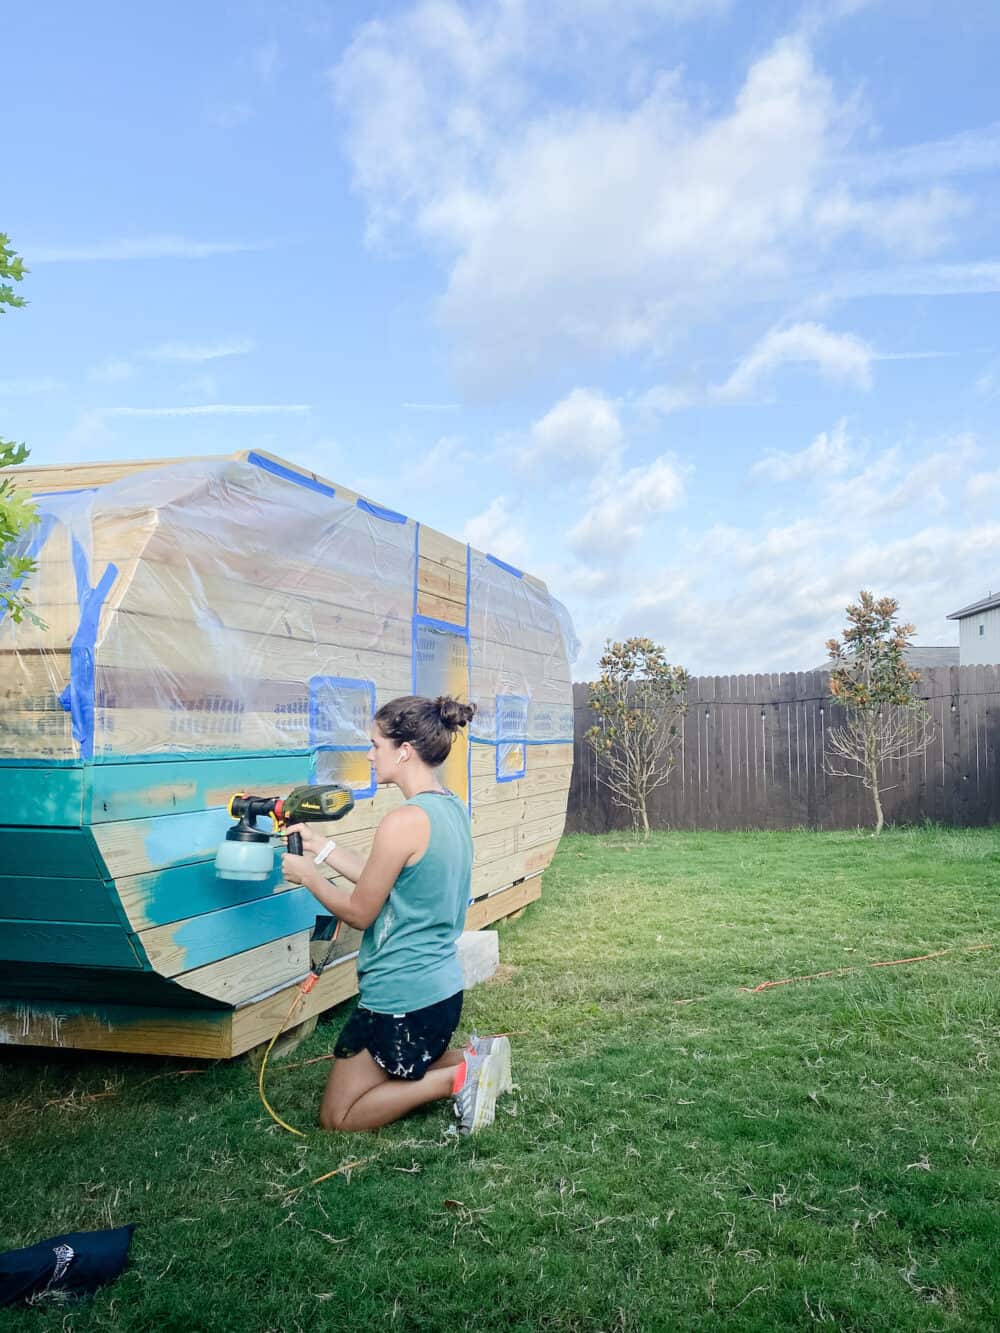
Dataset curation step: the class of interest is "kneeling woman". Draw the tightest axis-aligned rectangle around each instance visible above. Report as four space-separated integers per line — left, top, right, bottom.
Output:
283 695 510 1134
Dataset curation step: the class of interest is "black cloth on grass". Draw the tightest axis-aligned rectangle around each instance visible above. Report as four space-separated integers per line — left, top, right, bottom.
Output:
0 1225 135 1306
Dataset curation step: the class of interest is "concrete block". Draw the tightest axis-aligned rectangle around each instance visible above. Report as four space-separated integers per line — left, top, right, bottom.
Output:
456 930 499 988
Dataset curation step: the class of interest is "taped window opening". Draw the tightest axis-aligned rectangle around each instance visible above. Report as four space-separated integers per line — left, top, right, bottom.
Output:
309 675 376 797
412 616 470 806
495 693 528 782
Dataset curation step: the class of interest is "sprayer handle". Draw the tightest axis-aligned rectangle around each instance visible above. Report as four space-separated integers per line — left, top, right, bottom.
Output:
287 831 303 856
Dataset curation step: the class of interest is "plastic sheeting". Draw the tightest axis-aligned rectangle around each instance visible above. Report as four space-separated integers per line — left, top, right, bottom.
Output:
0 458 578 780
468 552 577 748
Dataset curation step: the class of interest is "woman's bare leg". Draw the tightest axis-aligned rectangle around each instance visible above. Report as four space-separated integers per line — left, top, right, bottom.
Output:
319 1048 460 1132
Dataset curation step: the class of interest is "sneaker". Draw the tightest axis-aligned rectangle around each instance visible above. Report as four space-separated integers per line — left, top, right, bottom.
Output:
467 1034 513 1095
452 1050 503 1134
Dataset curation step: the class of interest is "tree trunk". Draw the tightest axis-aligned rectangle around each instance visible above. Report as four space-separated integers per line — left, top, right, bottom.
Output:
639 796 650 841
871 774 884 834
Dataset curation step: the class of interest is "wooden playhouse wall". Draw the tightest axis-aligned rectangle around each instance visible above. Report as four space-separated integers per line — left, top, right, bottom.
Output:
0 452 572 1057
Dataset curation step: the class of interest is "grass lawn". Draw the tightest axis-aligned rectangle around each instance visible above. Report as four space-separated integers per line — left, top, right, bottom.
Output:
1 827 998 1332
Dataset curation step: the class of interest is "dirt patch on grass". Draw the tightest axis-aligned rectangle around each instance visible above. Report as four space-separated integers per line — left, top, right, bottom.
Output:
487 963 521 985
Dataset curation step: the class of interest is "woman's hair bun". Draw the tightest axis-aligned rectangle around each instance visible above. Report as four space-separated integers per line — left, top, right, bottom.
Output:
436 696 476 731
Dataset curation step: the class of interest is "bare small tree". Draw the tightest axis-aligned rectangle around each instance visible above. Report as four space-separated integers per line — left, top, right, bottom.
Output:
823 590 935 834
586 636 688 839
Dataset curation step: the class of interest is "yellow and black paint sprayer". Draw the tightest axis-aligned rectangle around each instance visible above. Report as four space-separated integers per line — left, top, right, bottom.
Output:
214 783 356 1135
215 783 355 880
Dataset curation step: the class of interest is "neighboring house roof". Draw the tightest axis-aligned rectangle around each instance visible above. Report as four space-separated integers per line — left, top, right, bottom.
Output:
810 646 959 672
947 592 1000 620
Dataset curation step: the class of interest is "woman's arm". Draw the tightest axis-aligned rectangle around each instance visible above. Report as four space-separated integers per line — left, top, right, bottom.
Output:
284 824 367 883
282 806 430 931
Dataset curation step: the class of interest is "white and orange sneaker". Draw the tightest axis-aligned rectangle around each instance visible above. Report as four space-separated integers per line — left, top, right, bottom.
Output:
467 1034 513 1096
452 1048 504 1134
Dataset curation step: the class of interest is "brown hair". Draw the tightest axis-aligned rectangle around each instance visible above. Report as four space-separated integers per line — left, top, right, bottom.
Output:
374 695 477 767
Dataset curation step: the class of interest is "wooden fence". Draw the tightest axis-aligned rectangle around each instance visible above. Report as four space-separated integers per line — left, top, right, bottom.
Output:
567 666 1000 832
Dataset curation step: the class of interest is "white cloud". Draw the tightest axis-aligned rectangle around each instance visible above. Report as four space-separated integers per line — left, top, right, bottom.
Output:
252 41 281 84
145 338 255 363
752 419 854 481
815 184 967 256
634 385 695 421
0 377 63 395
567 453 686 559
717 322 873 400
463 496 529 566
522 388 623 473
88 359 134 384
841 120 1000 187
101 404 310 417
967 468 1000 506
28 235 269 263
332 9 973 389
976 359 1000 399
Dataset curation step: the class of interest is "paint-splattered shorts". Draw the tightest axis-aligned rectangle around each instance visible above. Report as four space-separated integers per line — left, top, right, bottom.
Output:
333 991 464 1081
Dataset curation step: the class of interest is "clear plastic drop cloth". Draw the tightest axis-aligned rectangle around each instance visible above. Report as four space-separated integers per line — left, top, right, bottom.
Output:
0 459 415 774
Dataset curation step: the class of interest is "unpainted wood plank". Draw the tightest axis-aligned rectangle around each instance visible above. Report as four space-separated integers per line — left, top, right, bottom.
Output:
13 455 225 494
416 589 467 626
418 526 468 573
229 955 359 1056
0 999 231 1058
465 875 542 930
172 932 311 1005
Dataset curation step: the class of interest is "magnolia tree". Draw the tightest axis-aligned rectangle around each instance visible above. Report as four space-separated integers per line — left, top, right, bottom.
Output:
823 590 935 834
0 233 40 625
586 636 689 839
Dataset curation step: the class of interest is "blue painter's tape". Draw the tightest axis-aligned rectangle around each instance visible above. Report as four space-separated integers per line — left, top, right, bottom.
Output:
308 674 377 797
413 522 421 623
413 613 469 637
30 488 98 498
486 553 523 579
65 536 119 759
465 542 472 811
247 452 336 498
357 497 407 524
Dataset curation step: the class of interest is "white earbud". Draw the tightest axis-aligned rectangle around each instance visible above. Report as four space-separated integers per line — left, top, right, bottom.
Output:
396 749 406 766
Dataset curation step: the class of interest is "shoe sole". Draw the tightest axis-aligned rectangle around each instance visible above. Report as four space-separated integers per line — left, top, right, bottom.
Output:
490 1036 513 1096
470 1036 513 1096
467 1049 502 1133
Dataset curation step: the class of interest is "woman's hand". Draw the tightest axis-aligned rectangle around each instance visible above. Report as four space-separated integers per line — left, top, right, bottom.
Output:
282 851 319 889
283 823 329 859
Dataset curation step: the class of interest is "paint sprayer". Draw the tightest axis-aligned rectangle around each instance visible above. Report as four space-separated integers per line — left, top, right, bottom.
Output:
214 783 355 880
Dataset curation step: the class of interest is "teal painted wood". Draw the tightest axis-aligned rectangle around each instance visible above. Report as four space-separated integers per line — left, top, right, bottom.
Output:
1 828 106 878
118 857 286 932
0 962 229 1009
155 889 317 974
0 875 119 924
0 920 145 968
0 768 85 827
86 754 312 822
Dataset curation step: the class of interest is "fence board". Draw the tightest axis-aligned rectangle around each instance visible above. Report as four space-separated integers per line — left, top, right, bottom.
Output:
568 666 1000 832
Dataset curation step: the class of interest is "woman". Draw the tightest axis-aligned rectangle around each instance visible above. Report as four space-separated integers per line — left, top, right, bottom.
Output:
283 694 511 1134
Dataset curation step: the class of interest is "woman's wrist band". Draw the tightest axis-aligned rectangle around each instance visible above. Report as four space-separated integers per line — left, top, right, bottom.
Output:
313 839 337 866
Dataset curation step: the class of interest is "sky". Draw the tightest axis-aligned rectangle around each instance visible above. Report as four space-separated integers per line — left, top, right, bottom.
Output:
3 0 999 677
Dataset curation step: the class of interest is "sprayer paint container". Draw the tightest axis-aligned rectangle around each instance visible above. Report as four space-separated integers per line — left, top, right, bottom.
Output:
214 823 274 881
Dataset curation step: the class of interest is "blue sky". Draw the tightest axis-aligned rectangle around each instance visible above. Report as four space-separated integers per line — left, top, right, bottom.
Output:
3 0 999 675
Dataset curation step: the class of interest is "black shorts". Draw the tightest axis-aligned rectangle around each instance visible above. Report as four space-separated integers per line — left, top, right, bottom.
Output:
333 991 464 1081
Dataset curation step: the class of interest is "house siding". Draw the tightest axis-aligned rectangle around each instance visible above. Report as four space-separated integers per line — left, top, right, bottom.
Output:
958 604 1000 664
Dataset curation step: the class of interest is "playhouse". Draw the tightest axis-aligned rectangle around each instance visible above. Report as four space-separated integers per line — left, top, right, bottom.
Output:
0 452 576 1057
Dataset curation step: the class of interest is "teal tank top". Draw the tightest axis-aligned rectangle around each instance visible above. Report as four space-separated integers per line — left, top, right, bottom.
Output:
356 791 473 1014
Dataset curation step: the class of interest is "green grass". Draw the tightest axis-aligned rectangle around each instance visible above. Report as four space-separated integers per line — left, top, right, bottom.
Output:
1 826 999 1332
